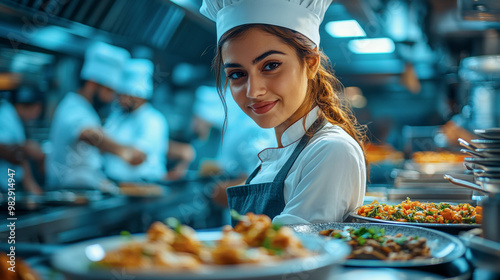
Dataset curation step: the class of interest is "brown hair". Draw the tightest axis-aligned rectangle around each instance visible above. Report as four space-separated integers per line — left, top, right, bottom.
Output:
213 24 368 169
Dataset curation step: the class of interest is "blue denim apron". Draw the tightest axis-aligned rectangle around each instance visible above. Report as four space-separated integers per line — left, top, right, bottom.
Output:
227 118 326 225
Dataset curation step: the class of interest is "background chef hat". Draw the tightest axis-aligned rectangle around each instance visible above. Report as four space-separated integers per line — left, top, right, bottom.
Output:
194 85 225 128
80 42 130 91
200 0 332 47
120 59 154 99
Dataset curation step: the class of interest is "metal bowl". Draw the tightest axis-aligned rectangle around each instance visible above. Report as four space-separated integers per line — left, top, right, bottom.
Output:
290 223 466 267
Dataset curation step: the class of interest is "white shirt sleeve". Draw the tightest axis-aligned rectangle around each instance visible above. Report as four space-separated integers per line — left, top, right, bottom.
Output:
69 109 101 143
134 113 168 155
273 137 365 225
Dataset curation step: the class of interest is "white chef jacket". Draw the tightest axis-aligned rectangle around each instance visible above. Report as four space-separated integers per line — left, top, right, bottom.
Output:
45 92 105 188
0 100 25 191
103 103 168 181
218 116 275 177
250 107 366 224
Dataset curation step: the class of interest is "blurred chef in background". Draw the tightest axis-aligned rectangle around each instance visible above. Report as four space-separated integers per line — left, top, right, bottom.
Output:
0 86 44 194
46 42 145 191
193 86 275 206
104 59 168 182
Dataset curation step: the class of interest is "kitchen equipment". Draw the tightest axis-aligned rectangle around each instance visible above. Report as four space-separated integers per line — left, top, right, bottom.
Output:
458 138 478 150
387 188 473 201
473 169 500 179
464 156 500 165
290 223 465 267
481 195 500 243
470 163 500 173
476 148 500 156
51 232 349 280
459 228 500 273
461 148 485 158
443 175 494 194
474 128 500 140
470 139 500 149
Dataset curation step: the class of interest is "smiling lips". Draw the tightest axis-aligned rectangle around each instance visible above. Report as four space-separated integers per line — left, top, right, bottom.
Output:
249 100 278 114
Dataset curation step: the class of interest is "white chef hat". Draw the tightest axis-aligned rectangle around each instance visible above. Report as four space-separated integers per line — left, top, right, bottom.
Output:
200 0 332 47
194 85 225 128
120 59 154 99
80 42 130 91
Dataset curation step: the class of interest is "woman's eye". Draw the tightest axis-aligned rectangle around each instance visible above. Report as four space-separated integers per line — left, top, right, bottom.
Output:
263 62 281 71
227 71 246 80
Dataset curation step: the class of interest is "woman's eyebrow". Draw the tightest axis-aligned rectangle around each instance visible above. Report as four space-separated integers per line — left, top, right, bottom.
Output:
252 50 285 64
224 50 286 69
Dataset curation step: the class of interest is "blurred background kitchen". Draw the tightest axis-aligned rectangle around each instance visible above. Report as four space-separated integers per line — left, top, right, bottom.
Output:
0 0 499 244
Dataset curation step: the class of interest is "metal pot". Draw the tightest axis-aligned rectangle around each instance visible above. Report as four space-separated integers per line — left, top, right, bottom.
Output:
481 195 500 243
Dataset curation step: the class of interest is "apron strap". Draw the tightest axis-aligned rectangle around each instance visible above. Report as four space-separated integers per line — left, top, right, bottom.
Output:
245 164 261 184
244 117 327 185
273 117 326 182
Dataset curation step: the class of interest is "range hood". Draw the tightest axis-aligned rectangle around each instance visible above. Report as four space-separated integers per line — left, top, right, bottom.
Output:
0 0 215 63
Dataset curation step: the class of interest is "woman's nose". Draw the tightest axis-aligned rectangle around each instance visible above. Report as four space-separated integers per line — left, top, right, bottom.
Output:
246 76 266 98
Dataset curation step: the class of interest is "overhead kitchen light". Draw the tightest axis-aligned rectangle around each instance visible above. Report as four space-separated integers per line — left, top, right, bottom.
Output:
325 20 366 38
348 38 395 54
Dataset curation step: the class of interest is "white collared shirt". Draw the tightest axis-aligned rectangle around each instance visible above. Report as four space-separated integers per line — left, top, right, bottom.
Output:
250 107 366 224
103 103 168 181
0 100 25 190
46 92 104 188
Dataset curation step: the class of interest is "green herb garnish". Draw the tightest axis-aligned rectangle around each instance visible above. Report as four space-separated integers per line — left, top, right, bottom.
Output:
230 209 247 222
165 217 182 233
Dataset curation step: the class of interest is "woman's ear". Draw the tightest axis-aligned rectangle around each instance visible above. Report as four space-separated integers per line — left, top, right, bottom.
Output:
305 53 320 79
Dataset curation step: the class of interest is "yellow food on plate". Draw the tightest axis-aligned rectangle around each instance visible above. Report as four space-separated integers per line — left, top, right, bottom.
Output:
356 198 482 224
412 151 466 164
365 143 404 163
0 253 40 280
95 213 313 271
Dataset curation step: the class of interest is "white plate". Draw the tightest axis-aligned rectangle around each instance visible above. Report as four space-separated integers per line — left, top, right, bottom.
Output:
51 232 349 280
290 223 466 267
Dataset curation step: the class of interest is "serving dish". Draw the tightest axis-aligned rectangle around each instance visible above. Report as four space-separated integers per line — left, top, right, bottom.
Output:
349 213 479 230
51 231 349 280
290 223 465 267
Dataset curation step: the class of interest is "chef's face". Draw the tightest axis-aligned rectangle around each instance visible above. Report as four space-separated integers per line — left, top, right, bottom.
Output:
221 28 311 129
97 85 115 103
118 94 144 112
15 103 42 121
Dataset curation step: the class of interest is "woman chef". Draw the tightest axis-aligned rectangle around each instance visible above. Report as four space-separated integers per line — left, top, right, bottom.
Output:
200 0 367 225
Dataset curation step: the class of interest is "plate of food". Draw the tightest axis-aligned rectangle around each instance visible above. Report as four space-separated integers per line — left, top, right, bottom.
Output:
348 199 482 233
408 151 466 174
290 223 465 267
51 213 349 280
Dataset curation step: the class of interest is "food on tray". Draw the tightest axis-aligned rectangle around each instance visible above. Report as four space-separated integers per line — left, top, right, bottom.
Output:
365 143 404 163
119 182 164 197
357 198 482 224
95 212 312 271
319 227 430 261
0 253 40 280
412 151 466 164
